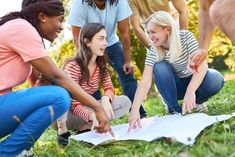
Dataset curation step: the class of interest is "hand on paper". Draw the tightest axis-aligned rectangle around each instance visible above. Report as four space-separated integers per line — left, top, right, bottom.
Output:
93 108 115 137
182 91 196 115
128 108 141 132
101 96 115 120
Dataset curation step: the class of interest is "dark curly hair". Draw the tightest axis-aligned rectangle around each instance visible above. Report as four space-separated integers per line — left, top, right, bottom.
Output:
0 0 64 37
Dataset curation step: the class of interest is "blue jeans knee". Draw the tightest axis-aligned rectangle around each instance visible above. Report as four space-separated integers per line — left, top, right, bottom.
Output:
196 69 224 103
49 86 71 117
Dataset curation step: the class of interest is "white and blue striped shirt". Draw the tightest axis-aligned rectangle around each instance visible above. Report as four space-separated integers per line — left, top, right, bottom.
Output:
145 30 198 78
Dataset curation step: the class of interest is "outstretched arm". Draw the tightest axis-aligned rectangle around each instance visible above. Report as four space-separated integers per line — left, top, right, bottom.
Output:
183 61 208 114
29 56 113 134
171 0 189 29
198 0 215 51
118 18 135 75
130 14 152 48
28 68 40 86
188 0 214 73
128 65 153 132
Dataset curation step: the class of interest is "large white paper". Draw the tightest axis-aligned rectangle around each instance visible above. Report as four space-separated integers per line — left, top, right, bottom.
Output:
70 112 235 145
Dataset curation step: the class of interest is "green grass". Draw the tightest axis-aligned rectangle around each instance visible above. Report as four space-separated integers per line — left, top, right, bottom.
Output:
33 80 235 157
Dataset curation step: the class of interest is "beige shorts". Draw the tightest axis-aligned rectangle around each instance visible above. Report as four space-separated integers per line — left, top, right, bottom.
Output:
52 95 131 131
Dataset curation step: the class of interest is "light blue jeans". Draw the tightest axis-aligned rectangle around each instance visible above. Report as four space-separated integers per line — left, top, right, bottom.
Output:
0 86 70 157
153 61 224 113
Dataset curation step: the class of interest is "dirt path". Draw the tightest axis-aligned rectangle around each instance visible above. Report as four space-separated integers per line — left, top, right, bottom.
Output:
224 74 235 81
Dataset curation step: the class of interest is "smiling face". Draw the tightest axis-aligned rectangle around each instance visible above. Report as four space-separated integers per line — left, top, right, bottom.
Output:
146 21 171 49
87 29 107 57
39 13 64 42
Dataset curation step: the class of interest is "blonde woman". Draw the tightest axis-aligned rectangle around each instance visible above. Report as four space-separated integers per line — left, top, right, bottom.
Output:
128 11 224 131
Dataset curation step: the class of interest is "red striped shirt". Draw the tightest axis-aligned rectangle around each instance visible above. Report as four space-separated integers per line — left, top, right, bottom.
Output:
64 61 115 122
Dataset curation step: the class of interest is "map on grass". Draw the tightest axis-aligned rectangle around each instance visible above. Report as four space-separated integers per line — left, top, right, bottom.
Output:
70 112 235 145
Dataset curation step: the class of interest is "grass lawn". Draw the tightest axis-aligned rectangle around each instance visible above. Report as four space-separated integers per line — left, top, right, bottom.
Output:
32 80 235 157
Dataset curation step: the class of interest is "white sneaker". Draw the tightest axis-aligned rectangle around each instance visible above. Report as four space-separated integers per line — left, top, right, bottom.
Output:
160 96 171 114
196 103 208 112
16 150 33 157
161 96 208 114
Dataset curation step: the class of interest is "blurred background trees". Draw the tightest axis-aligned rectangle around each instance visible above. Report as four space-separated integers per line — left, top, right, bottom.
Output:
187 0 235 71
16 0 235 93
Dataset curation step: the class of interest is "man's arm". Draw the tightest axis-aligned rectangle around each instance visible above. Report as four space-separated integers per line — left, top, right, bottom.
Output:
171 0 189 29
71 26 81 51
198 0 214 51
118 17 134 74
187 0 214 73
130 14 151 48
118 18 131 62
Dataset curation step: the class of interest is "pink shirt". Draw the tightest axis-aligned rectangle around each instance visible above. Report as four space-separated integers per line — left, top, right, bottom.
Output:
0 19 47 95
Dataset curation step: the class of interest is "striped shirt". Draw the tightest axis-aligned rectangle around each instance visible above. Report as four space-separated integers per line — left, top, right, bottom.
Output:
145 30 198 78
64 61 115 122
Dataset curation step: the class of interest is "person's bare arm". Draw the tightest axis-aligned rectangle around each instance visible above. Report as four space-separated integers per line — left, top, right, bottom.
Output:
118 18 135 74
131 66 153 111
130 14 151 48
30 57 101 110
171 0 189 29
188 0 214 73
183 61 208 114
71 26 81 51
128 65 153 132
118 18 131 63
29 56 112 133
198 0 214 50
28 68 40 86
28 68 51 86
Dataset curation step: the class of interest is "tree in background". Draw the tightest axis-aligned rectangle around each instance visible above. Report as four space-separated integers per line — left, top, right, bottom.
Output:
16 0 235 93
188 0 235 71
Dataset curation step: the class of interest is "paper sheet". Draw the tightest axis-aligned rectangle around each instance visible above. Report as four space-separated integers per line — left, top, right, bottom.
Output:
70 112 235 145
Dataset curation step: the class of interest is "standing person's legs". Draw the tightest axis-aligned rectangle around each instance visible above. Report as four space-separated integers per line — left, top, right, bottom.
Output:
106 42 147 117
0 86 70 157
210 0 235 43
153 61 185 113
195 69 224 104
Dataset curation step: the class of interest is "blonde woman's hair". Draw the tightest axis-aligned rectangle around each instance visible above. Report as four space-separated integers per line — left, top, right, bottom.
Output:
146 11 182 63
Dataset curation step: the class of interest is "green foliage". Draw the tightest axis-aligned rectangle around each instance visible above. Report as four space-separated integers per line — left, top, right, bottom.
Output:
188 0 235 71
5 1 235 156
32 79 235 156
50 40 76 68
48 0 235 94
129 29 147 74
61 0 70 17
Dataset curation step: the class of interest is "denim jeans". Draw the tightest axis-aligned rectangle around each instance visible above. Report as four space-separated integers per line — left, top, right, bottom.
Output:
0 86 70 157
105 41 146 117
153 61 224 113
